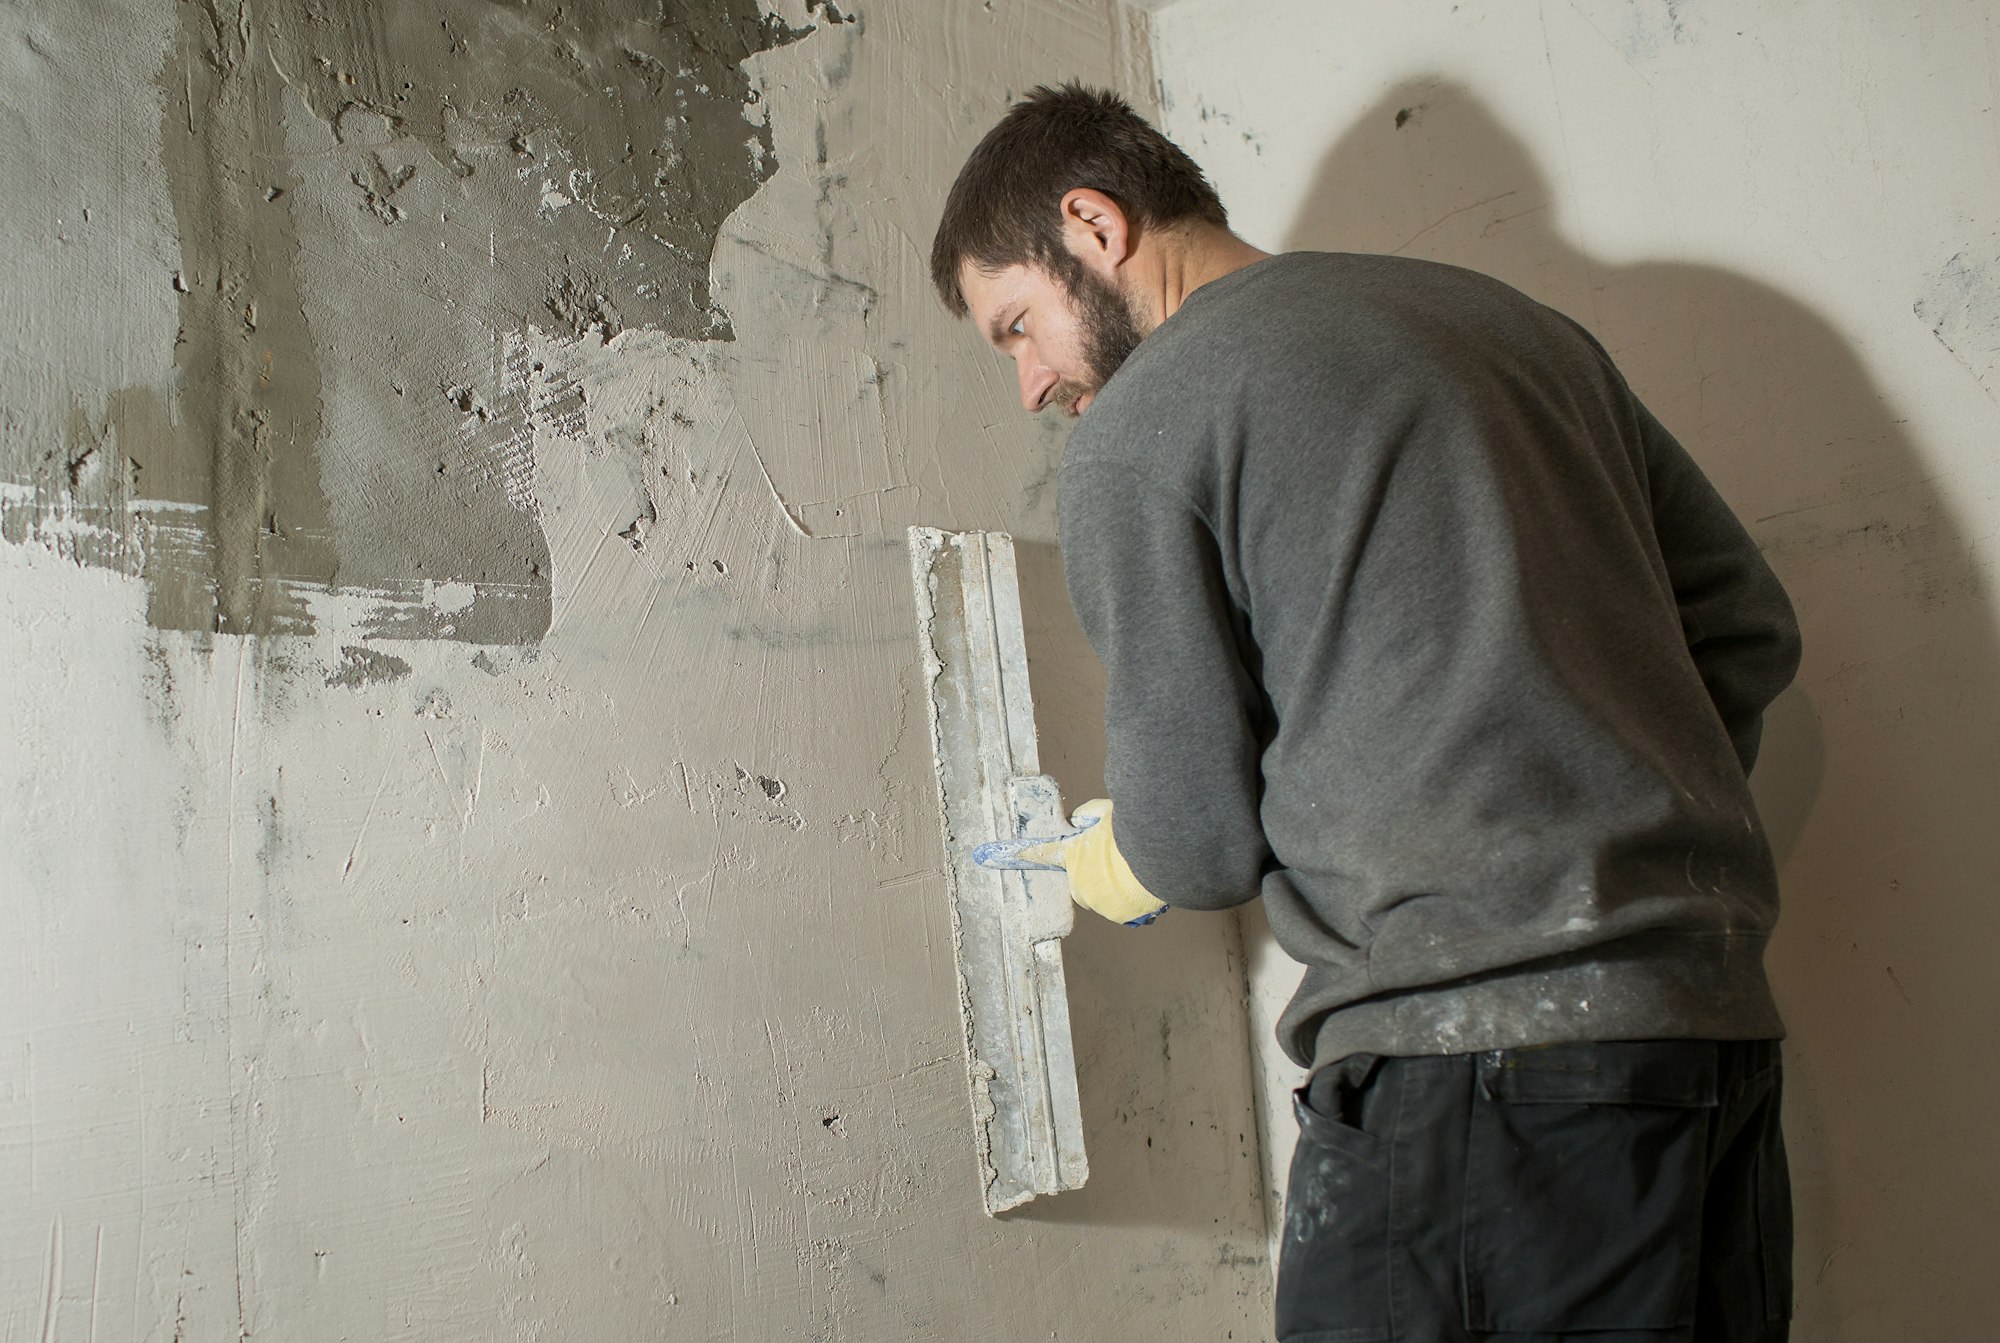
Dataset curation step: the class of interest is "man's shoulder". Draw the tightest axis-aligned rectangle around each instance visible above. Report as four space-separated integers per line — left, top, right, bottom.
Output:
1082 253 1488 410
1128 251 1527 370
1066 251 1572 471
1062 255 1350 462
1184 249 1516 309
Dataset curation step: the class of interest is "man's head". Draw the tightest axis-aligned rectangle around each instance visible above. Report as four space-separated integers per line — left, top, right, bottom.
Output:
930 83 1229 416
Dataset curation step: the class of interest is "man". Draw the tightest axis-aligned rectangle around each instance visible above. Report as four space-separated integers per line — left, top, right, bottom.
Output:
930 84 1800 1342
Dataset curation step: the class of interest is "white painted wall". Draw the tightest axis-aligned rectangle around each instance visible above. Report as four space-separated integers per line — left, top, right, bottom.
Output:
1152 2 2000 1335
0 3 1274 1338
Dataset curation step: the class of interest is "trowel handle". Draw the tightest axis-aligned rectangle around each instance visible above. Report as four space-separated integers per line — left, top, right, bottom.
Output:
971 808 1102 871
971 834 1072 871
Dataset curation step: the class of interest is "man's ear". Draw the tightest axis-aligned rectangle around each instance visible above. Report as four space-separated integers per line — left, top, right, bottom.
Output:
1059 188 1132 277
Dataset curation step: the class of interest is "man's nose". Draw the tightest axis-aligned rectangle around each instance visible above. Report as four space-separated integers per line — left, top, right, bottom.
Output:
1017 356 1057 414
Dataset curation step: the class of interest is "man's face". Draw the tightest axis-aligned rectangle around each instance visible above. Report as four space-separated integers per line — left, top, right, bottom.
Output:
960 256 1144 418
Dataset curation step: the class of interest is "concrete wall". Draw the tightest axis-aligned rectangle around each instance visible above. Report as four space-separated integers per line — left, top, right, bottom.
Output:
1150 2 2000 1336
0 2 1272 1337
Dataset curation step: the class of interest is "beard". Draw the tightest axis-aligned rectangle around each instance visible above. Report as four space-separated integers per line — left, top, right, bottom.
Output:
1051 254 1145 410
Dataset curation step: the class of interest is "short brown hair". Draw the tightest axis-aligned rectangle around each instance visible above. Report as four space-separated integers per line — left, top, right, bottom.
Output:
929 83 1228 315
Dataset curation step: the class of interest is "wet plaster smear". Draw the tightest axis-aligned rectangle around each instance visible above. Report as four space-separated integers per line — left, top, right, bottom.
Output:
1 2 1270 1339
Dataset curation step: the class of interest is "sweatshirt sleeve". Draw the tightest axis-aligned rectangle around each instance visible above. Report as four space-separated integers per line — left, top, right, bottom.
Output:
1057 458 1272 910
1637 402 1803 775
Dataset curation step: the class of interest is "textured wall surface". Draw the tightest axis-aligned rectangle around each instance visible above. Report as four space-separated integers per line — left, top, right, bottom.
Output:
0 2 1273 1338
1152 1 2000 1335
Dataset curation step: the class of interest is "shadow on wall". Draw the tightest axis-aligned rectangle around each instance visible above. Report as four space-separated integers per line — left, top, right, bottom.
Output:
1282 79 2000 1332
1011 535 1270 1242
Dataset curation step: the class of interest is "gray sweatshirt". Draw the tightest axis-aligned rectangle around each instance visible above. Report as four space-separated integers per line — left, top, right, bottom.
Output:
1058 252 1801 1069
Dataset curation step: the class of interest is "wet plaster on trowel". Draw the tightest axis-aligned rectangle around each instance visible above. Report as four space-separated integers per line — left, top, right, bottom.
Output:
907 578 1008 1202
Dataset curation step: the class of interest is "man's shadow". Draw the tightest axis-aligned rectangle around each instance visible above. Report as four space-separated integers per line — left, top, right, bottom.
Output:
1273 80 2000 1330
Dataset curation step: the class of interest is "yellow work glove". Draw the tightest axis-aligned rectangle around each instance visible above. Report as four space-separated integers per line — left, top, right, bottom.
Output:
1018 799 1167 927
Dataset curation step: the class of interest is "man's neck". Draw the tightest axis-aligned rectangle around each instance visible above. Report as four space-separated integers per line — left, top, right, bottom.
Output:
1136 227 1273 335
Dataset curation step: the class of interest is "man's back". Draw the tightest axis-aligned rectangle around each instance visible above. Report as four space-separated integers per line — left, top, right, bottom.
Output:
1059 251 1801 1067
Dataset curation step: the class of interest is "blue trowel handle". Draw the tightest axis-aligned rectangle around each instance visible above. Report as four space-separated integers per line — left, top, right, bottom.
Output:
970 820 1163 926
971 811 1103 871
971 834 1071 871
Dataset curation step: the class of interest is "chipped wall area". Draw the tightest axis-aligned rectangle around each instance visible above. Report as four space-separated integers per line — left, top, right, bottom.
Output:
1 2 1272 1339
1152 0 2000 1333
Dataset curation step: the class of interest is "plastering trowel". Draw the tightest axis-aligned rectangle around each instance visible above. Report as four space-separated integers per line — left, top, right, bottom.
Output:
906 526 1088 1214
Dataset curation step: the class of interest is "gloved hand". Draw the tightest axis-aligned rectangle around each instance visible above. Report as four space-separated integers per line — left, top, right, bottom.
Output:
1017 799 1167 927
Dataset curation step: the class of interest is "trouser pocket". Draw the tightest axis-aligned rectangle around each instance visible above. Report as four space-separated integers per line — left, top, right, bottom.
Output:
1461 1040 1719 1333
1277 1058 1394 1343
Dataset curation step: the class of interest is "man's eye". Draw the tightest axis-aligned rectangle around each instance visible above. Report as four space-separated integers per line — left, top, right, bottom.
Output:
1008 318 1025 336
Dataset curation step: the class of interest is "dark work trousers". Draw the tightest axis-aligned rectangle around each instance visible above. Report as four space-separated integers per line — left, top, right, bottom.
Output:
1276 1039 1792 1343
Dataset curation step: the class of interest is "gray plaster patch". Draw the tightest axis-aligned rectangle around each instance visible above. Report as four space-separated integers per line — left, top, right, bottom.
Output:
260 0 813 645
147 0 339 636
5 0 817 647
0 1 180 432
262 0 811 344
326 643 414 688
1915 243 2000 405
